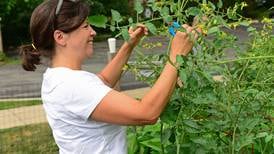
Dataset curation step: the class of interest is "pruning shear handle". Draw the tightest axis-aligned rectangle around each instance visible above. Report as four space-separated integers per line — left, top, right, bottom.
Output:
168 21 181 36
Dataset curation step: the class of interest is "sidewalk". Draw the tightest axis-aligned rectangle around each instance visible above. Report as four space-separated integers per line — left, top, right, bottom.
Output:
0 87 150 129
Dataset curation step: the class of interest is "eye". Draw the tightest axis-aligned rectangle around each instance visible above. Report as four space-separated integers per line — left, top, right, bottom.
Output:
83 24 89 28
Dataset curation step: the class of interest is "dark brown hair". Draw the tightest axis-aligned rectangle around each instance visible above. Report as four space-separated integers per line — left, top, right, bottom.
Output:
20 0 90 71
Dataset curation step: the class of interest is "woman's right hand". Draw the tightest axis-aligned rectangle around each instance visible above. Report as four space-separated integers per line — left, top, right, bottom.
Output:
170 24 200 61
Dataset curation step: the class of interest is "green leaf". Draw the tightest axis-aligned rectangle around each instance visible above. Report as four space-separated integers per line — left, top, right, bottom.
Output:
150 1 158 12
265 134 273 143
127 132 139 154
217 0 223 8
244 89 259 96
236 135 253 151
239 21 250 26
161 128 173 144
111 9 122 23
163 15 173 23
208 1 216 10
207 26 220 35
121 28 130 41
191 137 207 146
134 0 144 14
247 27 256 32
179 68 187 85
256 132 268 138
239 118 260 132
160 6 169 17
176 55 186 66
185 127 201 133
186 7 201 16
161 104 178 124
88 15 107 28
140 138 161 152
170 3 178 13
183 119 200 129
110 26 115 32
227 8 237 20
128 17 133 24
145 22 157 35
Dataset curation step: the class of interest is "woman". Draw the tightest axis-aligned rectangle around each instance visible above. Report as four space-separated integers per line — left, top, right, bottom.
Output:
20 0 200 153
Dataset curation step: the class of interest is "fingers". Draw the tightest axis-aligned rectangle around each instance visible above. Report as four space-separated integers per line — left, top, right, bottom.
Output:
128 27 134 34
194 27 202 39
180 24 201 40
128 24 149 35
181 24 194 34
136 24 148 33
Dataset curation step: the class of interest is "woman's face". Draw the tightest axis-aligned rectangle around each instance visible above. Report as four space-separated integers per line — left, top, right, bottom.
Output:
66 20 97 60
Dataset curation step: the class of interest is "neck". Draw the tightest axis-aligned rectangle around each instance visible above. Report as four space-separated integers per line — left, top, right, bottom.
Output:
51 53 82 70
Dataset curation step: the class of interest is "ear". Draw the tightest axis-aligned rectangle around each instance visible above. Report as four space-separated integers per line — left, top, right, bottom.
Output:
53 30 67 46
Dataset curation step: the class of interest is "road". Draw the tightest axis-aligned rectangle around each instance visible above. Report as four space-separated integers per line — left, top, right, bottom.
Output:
0 36 169 99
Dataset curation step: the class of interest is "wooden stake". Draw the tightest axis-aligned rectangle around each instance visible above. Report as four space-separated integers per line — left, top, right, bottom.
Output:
0 17 3 53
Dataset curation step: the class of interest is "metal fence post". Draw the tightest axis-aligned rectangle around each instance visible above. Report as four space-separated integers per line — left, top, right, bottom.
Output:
107 38 120 91
0 17 3 53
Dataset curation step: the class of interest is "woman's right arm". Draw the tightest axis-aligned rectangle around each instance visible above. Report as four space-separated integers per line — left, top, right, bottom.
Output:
90 24 199 125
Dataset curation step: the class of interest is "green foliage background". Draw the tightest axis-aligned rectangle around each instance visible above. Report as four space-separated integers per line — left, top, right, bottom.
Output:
0 0 273 54
0 0 129 54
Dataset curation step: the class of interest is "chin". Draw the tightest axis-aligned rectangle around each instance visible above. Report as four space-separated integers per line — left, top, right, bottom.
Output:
86 51 93 58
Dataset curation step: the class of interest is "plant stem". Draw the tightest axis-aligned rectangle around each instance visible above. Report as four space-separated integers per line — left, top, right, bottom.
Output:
217 132 229 145
180 0 189 12
238 60 249 81
210 56 274 64
177 0 181 22
166 37 172 55
188 104 201 118
106 15 177 30
160 122 165 154
231 124 237 154
175 98 185 154
176 128 180 154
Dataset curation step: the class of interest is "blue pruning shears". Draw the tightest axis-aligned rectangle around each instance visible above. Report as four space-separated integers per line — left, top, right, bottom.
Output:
168 21 181 36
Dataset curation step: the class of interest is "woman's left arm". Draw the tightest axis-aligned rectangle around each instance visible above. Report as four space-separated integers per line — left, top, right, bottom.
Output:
97 25 148 88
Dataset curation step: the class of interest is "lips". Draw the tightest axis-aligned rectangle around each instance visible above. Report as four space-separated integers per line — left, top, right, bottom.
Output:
88 40 93 45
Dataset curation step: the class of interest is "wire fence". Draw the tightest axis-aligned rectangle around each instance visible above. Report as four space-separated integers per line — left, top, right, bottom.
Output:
0 74 58 153
0 64 148 153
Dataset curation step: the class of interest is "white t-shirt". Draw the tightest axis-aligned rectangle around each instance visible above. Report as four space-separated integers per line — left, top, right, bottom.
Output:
41 67 127 154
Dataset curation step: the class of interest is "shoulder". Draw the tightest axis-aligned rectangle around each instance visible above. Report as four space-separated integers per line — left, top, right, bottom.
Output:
44 67 102 84
43 67 111 94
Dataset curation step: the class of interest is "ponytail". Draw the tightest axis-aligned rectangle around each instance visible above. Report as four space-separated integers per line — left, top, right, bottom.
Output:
19 44 41 71
19 0 90 71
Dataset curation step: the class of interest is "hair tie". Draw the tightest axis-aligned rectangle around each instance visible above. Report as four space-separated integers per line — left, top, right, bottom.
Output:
32 43 37 50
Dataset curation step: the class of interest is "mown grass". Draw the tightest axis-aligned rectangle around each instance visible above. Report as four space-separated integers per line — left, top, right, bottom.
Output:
0 99 42 110
0 123 58 153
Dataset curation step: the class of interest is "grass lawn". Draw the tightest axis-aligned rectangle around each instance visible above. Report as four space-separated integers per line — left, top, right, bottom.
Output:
0 99 42 110
0 123 58 153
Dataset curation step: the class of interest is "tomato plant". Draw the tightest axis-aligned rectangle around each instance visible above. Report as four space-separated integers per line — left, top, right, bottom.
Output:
90 0 274 153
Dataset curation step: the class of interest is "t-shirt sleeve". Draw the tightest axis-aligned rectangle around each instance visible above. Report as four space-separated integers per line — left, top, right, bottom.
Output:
64 75 112 121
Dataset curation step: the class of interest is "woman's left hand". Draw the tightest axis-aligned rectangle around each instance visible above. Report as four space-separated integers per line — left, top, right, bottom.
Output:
128 24 149 47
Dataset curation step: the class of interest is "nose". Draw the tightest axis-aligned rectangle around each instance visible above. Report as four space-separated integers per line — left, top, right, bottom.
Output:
90 25 96 36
